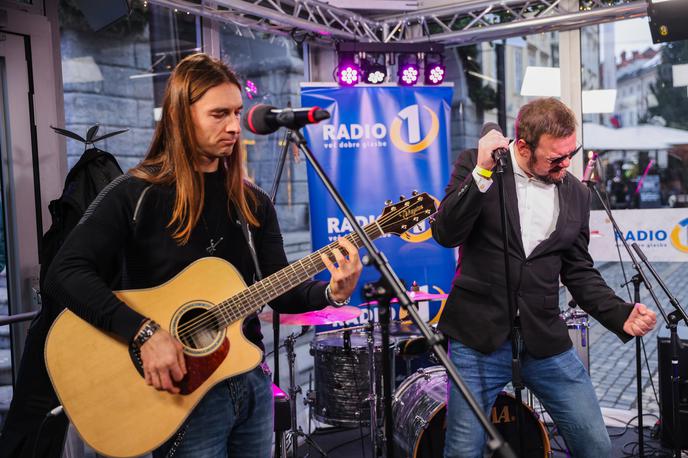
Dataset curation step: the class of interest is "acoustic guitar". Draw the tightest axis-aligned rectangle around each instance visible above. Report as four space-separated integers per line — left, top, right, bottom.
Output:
45 193 436 457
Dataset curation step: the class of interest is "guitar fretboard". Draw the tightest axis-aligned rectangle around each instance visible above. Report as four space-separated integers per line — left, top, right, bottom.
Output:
209 221 384 330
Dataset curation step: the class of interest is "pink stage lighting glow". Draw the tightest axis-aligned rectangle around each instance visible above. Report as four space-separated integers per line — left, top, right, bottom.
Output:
338 64 361 86
399 65 419 86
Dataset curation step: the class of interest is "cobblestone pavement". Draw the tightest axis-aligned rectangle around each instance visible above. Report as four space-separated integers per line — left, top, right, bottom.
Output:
581 262 688 416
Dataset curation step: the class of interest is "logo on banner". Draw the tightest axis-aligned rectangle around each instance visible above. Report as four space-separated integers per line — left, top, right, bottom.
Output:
390 105 440 153
670 217 688 253
400 194 441 243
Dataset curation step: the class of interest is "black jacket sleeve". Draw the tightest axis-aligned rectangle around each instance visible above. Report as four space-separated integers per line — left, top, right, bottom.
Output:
431 149 489 247
560 189 633 342
43 176 147 343
253 191 330 314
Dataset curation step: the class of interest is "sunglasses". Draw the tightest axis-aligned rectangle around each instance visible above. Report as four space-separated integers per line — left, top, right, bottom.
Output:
525 142 583 166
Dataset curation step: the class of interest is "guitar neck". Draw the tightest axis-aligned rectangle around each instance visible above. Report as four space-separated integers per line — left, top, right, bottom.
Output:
213 221 384 328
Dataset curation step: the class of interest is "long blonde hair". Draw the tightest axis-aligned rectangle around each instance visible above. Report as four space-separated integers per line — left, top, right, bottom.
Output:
131 53 258 245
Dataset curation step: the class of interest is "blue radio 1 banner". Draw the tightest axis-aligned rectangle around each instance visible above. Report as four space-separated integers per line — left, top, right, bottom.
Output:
300 84 455 331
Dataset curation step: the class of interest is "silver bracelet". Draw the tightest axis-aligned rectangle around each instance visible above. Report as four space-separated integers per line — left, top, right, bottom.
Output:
325 284 351 307
132 320 160 349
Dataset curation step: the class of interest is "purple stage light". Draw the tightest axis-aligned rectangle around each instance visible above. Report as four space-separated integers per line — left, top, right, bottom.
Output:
245 80 258 99
426 64 446 85
338 63 361 86
399 65 419 86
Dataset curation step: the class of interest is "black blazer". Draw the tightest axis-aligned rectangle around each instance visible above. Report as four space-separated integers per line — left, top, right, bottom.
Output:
431 148 633 357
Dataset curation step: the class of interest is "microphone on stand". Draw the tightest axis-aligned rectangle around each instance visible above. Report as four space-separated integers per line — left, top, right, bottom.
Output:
479 122 509 164
242 104 331 135
582 151 599 184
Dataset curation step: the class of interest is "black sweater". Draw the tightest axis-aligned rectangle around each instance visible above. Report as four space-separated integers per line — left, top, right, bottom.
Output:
43 170 329 350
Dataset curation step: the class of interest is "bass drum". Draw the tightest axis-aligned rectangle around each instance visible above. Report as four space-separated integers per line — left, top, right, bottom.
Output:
392 366 551 458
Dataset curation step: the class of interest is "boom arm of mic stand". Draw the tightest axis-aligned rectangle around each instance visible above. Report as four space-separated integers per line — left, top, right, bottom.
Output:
287 128 515 458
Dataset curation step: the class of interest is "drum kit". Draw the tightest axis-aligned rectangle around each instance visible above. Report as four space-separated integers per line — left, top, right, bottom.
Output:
262 295 592 457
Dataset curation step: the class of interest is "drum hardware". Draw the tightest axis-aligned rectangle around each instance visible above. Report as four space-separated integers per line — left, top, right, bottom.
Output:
283 330 327 458
560 301 591 373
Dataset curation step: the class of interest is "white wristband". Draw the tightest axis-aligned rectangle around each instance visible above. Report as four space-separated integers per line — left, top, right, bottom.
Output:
325 284 350 307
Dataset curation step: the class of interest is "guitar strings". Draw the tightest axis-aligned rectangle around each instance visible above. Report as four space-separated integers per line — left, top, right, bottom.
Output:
175 199 429 341
174 225 375 340
174 201 423 341
175 200 428 341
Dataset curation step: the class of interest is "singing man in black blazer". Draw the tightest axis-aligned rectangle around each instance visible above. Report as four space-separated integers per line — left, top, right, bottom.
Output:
432 98 656 458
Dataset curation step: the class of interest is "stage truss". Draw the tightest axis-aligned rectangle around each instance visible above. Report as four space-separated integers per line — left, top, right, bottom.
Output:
148 0 648 45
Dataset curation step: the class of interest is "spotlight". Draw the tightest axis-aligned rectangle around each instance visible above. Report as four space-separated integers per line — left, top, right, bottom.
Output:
245 80 258 99
337 53 361 86
397 53 420 86
361 55 387 85
424 54 446 85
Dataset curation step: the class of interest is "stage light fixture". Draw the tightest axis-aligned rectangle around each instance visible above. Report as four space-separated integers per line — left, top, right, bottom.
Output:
397 53 420 86
361 54 387 85
337 53 361 86
424 54 446 85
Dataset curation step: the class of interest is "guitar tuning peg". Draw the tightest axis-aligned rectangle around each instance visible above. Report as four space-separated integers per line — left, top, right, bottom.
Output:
399 194 406 201
385 199 393 206
412 190 419 196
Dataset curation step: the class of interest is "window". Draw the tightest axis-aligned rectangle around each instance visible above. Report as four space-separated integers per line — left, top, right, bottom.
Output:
60 0 199 171
581 18 688 210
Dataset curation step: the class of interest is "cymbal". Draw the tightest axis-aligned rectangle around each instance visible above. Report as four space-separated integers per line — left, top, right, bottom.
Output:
258 305 363 326
358 291 448 307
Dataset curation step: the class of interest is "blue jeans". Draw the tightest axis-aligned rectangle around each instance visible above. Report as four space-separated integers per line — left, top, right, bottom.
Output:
155 366 274 458
444 339 611 458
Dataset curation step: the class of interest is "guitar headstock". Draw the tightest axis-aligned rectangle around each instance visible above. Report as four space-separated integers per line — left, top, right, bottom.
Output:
377 191 437 236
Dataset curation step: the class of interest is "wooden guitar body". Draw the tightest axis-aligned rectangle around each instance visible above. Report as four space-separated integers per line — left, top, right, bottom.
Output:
45 257 262 457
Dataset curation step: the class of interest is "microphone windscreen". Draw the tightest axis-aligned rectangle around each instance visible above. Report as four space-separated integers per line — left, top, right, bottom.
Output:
243 104 277 135
480 122 503 138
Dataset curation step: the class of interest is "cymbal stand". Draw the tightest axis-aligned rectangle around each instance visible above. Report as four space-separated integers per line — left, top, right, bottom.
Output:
364 319 381 456
284 331 327 458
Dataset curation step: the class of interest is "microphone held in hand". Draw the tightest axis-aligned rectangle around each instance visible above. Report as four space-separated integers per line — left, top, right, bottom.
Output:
242 104 331 135
480 122 509 163
582 152 598 184
480 122 509 162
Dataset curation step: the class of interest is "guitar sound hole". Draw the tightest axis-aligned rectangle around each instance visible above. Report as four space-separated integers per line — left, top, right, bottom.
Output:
176 307 221 350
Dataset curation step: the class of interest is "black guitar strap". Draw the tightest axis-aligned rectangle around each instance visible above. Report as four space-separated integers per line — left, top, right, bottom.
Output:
236 208 263 282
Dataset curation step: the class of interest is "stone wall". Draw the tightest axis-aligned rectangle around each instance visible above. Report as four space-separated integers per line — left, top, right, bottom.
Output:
60 26 155 172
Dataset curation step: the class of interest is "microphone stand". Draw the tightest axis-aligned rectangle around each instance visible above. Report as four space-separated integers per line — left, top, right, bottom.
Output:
287 128 515 458
269 128 293 458
632 243 687 458
585 175 676 457
493 149 525 458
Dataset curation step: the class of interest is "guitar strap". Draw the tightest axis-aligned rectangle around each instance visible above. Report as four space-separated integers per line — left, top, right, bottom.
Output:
236 207 263 282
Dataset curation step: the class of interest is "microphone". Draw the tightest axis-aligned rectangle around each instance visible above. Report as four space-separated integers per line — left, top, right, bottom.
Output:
480 122 509 163
242 104 330 135
582 152 598 184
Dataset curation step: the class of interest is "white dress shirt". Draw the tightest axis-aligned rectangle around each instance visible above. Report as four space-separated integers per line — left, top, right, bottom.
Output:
471 142 559 257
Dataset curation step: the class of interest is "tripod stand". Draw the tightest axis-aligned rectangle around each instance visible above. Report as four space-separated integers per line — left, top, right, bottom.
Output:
283 330 328 458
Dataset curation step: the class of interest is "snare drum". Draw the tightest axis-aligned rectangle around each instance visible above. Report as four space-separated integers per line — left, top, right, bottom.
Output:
311 327 395 426
393 366 551 458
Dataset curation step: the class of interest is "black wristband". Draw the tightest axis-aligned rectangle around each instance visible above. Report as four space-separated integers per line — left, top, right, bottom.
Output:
132 320 160 349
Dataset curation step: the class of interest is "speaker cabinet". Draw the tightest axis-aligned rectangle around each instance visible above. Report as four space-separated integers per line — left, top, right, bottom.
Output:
648 0 688 44
657 326 688 449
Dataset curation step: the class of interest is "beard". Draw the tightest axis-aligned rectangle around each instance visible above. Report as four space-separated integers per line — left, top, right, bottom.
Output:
527 153 566 184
